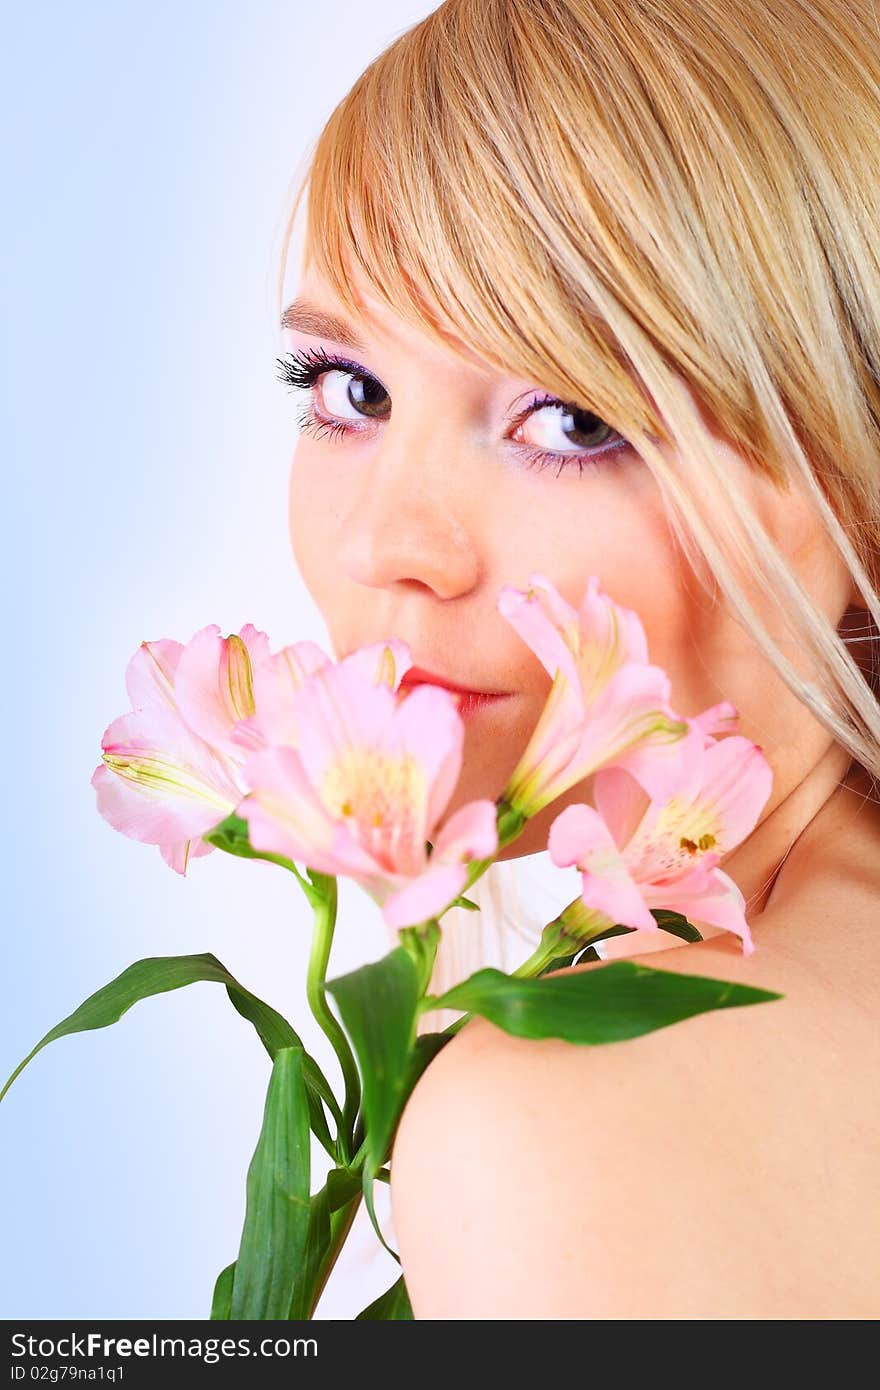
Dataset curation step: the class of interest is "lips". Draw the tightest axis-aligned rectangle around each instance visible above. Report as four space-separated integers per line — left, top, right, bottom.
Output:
397 665 513 719
398 665 509 697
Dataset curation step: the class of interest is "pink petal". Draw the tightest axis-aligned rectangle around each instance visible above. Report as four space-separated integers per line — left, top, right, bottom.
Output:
548 802 618 868
238 746 354 876
239 639 332 751
592 766 651 850
497 582 581 693
690 701 739 743
340 639 413 689
548 802 657 933
393 683 464 831
174 624 270 756
381 862 468 931
575 573 649 670
607 706 703 805
95 704 243 840
431 799 499 865
159 836 215 876
576 869 659 935
650 867 755 954
697 737 773 850
288 664 401 789
276 667 461 880
91 759 236 846
124 638 184 712
503 669 584 803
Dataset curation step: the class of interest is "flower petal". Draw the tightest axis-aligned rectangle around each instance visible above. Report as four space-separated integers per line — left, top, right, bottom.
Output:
159 835 215 876
690 700 739 744
340 638 413 690
94 704 243 843
290 663 401 789
174 624 270 756
239 745 369 877
233 639 333 751
548 801 618 867
548 802 658 933
497 579 582 699
648 867 755 954
124 638 184 712
605 699 703 805
574 573 650 677
592 766 651 850
381 863 468 931
697 737 773 849
393 683 464 831
431 799 499 865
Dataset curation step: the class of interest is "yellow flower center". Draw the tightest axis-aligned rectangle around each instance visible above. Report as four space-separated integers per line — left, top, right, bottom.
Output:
321 748 428 872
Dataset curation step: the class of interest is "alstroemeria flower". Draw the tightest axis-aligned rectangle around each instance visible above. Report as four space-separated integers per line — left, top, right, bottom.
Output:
91 624 273 874
93 625 409 876
230 636 412 752
497 573 702 815
547 733 773 953
238 659 498 929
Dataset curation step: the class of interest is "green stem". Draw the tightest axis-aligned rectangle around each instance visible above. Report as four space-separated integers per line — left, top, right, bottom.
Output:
350 1122 367 1167
307 1189 363 1318
306 877 361 1165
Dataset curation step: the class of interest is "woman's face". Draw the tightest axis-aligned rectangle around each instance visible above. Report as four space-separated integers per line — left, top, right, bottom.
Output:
284 262 855 857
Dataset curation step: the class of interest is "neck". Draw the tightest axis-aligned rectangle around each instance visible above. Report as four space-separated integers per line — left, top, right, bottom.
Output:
723 739 856 922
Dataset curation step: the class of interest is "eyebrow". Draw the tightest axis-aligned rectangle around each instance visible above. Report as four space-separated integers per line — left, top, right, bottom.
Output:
280 298 367 351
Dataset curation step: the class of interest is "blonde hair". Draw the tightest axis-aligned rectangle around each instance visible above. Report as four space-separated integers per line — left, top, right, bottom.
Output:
276 0 880 992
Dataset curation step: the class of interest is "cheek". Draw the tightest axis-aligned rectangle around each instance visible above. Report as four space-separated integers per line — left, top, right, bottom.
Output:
500 470 699 682
288 443 342 618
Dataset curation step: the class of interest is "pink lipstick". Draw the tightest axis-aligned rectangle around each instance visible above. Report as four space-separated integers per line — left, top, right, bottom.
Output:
398 666 512 718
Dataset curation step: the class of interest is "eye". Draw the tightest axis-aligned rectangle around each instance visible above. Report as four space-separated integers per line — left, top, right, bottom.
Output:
276 347 389 429
511 395 620 456
318 367 390 421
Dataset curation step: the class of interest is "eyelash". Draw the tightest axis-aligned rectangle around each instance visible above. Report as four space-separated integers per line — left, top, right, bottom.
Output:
275 346 629 477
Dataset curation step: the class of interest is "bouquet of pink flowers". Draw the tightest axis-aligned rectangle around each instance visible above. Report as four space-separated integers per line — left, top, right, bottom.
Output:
2 574 779 1319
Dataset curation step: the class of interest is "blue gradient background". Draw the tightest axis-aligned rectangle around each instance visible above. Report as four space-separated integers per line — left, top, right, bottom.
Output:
2 0 436 1319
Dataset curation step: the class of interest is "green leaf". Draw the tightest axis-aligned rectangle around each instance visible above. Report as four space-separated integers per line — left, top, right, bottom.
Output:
0 951 339 1160
210 1262 236 1320
650 909 704 944
361 1163 399 1263
327 947 423 1256
231 1046 311 1319
287 1186 331 1320
356 1274 414 1320
223 977 340 1156
326 948 422 1176
326 1167 362 1212
430 961 782 1045
449 894 479 912
574 914 704 965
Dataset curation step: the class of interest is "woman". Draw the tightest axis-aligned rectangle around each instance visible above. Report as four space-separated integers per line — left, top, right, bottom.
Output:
277 0 880 1317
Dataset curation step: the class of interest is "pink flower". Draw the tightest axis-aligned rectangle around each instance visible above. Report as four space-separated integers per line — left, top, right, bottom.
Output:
497 573 702 815
547 733 773 954
92 623 412 876
238 660 498 930
230 638 412 753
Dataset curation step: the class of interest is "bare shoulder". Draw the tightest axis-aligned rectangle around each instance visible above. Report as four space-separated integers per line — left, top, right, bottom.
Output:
391 803 880 1319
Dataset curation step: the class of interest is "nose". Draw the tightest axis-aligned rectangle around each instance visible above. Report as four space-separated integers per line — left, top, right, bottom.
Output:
337 420 482 599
